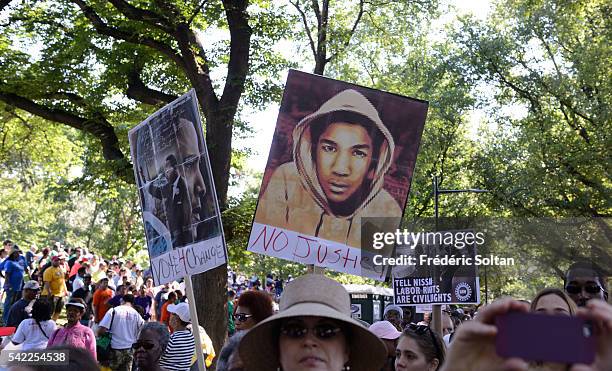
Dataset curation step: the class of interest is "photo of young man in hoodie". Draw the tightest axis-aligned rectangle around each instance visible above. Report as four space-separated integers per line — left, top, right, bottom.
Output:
255 88 402 249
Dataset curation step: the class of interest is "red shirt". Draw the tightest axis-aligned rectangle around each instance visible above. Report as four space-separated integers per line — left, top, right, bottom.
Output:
93 288 113 322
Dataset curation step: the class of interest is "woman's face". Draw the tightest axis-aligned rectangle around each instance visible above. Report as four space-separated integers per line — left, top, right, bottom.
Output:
134 330 163 368
534 294 571 316
65 305 83 325
234 305 256 331
279 316 349 371
395 335 437 371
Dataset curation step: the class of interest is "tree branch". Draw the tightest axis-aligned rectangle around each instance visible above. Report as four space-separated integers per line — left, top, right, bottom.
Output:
220 0 252 113
290 0 317 58
485 56 541 113
0 0 11 12
0 90 124 162
107 0 174 33
326 0 365 63
71 0 186 70
174 22 219 115
126 66 178 105
188 0 208 25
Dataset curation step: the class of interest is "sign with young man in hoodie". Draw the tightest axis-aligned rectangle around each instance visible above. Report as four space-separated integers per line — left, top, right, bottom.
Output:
248 70 428 280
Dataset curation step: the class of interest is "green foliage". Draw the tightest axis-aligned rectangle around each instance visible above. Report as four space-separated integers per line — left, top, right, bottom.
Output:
454 0 611 217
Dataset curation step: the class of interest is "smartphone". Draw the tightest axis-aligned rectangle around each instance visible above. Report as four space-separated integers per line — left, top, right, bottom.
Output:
495 312 596 364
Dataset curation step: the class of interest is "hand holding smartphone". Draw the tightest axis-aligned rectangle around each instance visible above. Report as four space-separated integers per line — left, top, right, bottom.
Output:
495 312 596 365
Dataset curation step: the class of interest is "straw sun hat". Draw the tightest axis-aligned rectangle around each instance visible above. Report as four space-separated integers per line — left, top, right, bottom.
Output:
239 274 386 371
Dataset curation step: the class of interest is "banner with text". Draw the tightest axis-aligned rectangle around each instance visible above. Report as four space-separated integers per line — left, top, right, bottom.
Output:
129 90 227 285
248 70 428 279
392 231 480 305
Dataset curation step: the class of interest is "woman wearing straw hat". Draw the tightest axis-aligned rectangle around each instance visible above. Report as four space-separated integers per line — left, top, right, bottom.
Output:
240 274 386 371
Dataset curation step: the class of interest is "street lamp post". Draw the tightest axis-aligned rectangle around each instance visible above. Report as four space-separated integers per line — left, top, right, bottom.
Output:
430 175 489 336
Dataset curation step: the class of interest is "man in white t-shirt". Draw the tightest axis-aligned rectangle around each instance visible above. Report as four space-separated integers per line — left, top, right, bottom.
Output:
98 293 144 371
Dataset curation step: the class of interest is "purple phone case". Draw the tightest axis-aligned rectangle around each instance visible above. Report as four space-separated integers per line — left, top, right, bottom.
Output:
495 312 596 364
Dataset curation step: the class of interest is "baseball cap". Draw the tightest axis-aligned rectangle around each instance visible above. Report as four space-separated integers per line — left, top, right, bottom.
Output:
167 302 191 323
23 281 40 290
369 320 402 340
65 301 86 310
383 304 403 319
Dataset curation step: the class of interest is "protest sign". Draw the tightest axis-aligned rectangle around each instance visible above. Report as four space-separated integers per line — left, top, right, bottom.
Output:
129 90 226 285
248 70 428 279
392 231 480 305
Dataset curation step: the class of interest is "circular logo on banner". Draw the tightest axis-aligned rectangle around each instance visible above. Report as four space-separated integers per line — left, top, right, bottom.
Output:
455 282 472 302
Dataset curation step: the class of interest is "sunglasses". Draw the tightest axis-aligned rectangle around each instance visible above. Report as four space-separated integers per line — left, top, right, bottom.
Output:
234 313 254 322
406 324 441 360
280 322 343 340
132 341 155 350
566 284 603 295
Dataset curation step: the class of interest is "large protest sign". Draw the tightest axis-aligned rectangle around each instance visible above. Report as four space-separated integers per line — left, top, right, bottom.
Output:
392 231 480 305
248 70 428 279
129 90 226 285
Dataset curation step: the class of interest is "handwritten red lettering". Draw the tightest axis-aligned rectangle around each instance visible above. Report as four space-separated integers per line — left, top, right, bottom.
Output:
317 244 328 263
342 248 358 269
272 231 289 252
294 235 315 259
250 225 277 252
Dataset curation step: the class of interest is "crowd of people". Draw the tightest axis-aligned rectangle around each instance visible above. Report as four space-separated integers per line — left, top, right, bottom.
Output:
0 238 609 371
219 262 610 371
0 239 212 371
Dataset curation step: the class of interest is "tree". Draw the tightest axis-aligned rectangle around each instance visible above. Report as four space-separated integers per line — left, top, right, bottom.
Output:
450 0 611 285
454 0 610 218
0 0 292 355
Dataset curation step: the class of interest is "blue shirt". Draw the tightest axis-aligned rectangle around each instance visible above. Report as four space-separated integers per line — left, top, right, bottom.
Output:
5 260 25 291
107 294 123 307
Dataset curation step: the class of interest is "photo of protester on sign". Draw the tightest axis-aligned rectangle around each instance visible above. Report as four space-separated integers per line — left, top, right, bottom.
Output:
248 70 428 278
129 90 226 285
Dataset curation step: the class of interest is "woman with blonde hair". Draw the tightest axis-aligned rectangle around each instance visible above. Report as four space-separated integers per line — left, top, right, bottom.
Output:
528 288 578 371
530 288 577 317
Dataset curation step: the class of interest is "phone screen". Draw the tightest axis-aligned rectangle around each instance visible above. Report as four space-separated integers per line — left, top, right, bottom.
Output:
495 312 596 364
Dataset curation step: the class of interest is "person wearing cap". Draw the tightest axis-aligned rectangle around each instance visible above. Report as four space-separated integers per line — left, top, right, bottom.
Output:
92 260 107 283
5 280 40 328
2 247 26 324
370 320 402 371
254 89 402 248
239 274 387 371
98 293 145 371
47 298 97 360
41 255 68 321
384 304 404 331
159 302 195 371
71 273 95 326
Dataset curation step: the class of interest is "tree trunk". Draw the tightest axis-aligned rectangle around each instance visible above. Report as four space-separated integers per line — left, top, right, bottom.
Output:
191 265 227 368
191 112 234 364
